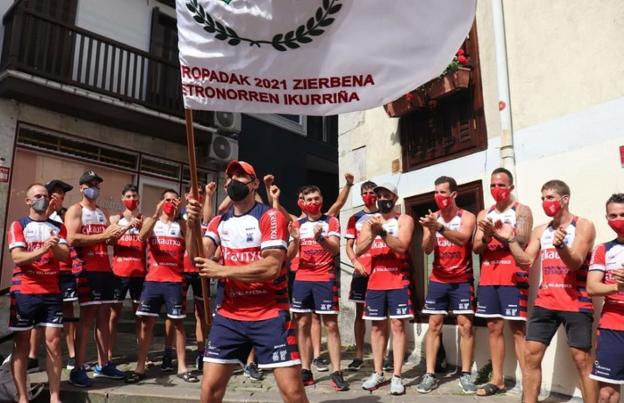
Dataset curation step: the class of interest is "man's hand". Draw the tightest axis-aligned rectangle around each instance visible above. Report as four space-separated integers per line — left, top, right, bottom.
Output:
195 257 224 278
129 216 143 229
419 209 439 231
353 259 368 277
270 185 281 201
344 172 354 186
613 267 624 291
367 216 385 235
263 175 275 188
313 224 324 241
47 194 61 216
288 222 300 241
478 218 495 240
185 199 202 224
205 182 217 197
43 231 60 250
102 224 125 241
552 226 567 248
493 221 515 242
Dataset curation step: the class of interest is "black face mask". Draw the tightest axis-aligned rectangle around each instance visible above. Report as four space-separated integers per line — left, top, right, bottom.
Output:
227 179 251 202
377 199 395 214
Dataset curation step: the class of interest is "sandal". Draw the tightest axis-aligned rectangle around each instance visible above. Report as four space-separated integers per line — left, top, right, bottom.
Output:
476 383 506 396
125 372 146 384
177 371 200 383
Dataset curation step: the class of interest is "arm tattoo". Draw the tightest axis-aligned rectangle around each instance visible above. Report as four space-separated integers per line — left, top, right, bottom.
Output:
515 205 533 246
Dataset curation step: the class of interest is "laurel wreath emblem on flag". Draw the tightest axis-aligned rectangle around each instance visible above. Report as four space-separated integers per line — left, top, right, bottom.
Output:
185 0 342 51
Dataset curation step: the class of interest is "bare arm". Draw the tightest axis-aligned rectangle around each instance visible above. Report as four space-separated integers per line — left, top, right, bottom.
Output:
326 172 354 216
443 211 476 246
65 204 116 247
202 182 217 224
514 204 534 247
383 214 415 254
557 218 596 271
317 235 340 256
287 222 300 260
196 249 286 282
506 225 544 269
355 221 375 257
218 196 233 214
586 270 622 297
421 225 436 255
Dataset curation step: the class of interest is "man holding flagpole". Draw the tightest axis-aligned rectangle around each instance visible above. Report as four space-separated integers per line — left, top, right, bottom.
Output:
187 160 308 403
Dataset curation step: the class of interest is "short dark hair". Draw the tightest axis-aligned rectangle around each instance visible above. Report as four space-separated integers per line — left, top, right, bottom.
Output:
541 180 570 197
606 193 624 209
491 167 514 185
161 188 179 199
301 185 321 197
121 184 138 195
361 181 376 193
434 176 458 192
184 183 205 193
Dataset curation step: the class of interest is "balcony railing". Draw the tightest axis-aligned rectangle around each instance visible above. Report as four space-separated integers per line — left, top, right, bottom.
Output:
0 2 212 125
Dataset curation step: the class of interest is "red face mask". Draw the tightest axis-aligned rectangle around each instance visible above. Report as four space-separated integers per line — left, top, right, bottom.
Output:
303 201 322 215
162 201 176 216
608 219 624 236
542 199 562 217
123 199 139 211
491 187 511 202
434 194 452 211
362 194 377 207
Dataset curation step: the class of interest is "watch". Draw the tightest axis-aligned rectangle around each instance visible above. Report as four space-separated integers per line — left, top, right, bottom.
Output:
437 224 446 234
554 242 565 249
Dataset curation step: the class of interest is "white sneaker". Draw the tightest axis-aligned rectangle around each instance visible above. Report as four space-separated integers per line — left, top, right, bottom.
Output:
390 375 405 395
362 372 386 391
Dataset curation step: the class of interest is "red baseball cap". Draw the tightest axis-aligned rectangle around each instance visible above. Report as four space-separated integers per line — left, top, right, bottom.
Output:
226 160 256 179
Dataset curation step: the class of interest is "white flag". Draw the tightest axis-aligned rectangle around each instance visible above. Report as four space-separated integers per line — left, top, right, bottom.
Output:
176 0 476 116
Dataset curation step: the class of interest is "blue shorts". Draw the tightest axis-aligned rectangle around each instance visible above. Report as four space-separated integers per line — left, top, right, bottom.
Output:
475 285 528 321
290 280 339 314
116 276 144 304
78 271 121 306
9 292 63 331
183 272 204 303
591 329 624 385
136 281 185 319
59 272 78 302
349 274 368 304
422 280 474 315
363 287 413 320
204 311 300 369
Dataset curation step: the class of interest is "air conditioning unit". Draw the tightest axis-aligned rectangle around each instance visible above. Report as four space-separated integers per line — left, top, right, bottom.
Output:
208 134 239 162
213 111 242 133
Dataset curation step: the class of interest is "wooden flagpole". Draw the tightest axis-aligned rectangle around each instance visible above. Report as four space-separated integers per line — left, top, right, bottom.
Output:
184 108 212 326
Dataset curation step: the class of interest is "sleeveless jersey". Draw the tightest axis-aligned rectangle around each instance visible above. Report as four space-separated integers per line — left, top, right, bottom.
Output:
294 215 341 282
479 202 528 287
431 209 473 283
535 217 592 313
75 204 111 272
205 203 289 321
112 215 146 278
367 214 410 291
146 220 185 283
590 240 624 330
8 217 67 294
345 210 377 274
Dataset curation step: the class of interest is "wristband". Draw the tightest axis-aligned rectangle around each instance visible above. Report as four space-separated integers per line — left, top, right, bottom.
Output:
346 182 354 187
437 225 446 234
379 229 388 238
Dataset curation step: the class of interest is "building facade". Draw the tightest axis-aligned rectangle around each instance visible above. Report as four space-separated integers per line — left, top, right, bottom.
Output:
0 0 338 290
337 0 624 398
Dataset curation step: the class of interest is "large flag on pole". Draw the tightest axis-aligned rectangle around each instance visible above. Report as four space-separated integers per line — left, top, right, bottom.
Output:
176 0 476 116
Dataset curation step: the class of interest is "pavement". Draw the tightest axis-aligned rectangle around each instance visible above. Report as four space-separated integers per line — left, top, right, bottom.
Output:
0 297 580 402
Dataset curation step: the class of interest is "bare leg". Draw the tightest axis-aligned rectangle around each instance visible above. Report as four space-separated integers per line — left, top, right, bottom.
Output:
598 383 620 403
570 346 598 403
509 320 527 376
108 303 123 361
247 348 256 365
44 326 62 403
322 314 341 372
390 319 406 376
485 319 505 388
135 317 155 374
425 315 443 374
274 366 310 403
370 320 388 374
95 304 112 366
457 314 474 372
28 327 41 361
195 302 207 355
75 305 96 368
62 302 76 359
522 340 546 403
11 330 31 403
296 313 312 370
174 319 188 374
165 318 175 352
354 304 366 360
200 363 235 403
311 313 322 358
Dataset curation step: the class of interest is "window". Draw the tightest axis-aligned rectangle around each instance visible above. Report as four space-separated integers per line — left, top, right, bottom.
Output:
399 23 487 171
404 180 484 324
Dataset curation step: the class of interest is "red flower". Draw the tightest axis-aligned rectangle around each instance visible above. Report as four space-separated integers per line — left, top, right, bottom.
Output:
457 48 465 56
457 55 468 65
405 92 415 102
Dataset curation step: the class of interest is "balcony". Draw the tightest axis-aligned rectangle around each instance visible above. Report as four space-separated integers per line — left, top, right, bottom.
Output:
0 1 213 142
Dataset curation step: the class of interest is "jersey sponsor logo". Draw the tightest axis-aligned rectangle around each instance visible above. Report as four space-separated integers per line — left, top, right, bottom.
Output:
222 248 262 263
150 237 183 247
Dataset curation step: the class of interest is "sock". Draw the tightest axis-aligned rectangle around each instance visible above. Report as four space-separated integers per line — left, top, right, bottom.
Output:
164 347 173 356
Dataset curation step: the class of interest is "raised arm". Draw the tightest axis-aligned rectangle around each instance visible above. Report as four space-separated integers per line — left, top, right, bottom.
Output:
202 182 217 224
355 219 376 257
326 172 354 216
139 200 163 241
555 218 596 271
269 184 295 223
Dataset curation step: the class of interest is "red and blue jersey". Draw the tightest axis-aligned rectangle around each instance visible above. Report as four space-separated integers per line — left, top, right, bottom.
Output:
345 210 377 274
205 203 289 321
536 217 592 313
112 216 146 278
294 215 340 282
479 203 528 287
8 217 67 294
590 240 624 330
367 214 410 291
146 219 185 283
75 204 111 272
431 209 473 283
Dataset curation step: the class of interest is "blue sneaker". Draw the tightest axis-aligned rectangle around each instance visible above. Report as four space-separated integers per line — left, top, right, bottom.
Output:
69 367 93 387
94 362 126 380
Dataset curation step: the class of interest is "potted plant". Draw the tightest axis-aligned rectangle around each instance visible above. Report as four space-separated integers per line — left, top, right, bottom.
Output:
384 88 427 118
428 48 471 100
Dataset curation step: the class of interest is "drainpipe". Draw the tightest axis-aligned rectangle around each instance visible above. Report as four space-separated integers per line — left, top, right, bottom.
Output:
491 0 516 180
